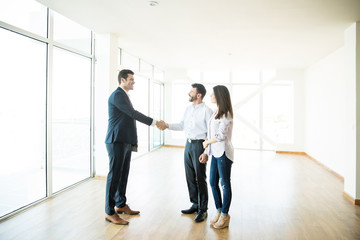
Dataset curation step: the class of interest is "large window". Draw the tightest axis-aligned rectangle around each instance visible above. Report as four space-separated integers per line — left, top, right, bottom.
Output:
169 69 295 150
119 49 165 155
0 0 93 218
151 82 164 149
0 0 47 37
53 12 92 54
52 48 91 193
262 81 294 146
0 28 47 217
171 83 191 140
232 85 261 149
131 75 150 156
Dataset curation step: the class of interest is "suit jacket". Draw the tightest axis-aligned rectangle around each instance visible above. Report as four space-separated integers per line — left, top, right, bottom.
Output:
206 111 234 161
105 87 153 145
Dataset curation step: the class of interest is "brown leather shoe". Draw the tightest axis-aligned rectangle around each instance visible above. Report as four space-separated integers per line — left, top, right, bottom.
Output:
115 205 140 215
105 214 129 225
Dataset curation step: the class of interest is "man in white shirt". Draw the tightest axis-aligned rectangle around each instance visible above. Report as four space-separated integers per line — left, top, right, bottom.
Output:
157 83 213 223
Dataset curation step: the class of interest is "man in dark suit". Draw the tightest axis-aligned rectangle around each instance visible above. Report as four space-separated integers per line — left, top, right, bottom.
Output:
104 69 157 225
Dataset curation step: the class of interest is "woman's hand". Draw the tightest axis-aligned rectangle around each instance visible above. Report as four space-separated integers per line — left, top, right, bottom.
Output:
203 138 216 149
199 153 208 164
203 140 209 149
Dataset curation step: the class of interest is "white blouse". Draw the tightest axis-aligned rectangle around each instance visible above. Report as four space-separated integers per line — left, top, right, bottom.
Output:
206 110 234 161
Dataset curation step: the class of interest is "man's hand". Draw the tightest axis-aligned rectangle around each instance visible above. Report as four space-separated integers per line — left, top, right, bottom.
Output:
199 153 208 164
156 120 168 130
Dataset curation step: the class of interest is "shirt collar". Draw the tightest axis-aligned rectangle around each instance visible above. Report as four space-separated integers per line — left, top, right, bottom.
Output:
192 102 204 108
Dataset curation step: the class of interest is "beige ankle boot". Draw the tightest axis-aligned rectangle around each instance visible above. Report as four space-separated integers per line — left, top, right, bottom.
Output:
210 212 221 225
213 214 230 229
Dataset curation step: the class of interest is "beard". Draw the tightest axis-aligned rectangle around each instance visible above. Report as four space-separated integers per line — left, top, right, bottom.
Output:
189 95 196 102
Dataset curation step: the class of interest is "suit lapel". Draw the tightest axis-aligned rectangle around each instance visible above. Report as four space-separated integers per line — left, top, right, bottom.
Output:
118 87 133 107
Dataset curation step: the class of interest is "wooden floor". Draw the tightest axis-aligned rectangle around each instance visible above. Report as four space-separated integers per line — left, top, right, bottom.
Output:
1 147 360 240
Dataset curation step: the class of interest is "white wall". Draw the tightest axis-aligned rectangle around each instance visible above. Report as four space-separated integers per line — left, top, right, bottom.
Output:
304 47 354 179
305 22 360 200
344 22 360 199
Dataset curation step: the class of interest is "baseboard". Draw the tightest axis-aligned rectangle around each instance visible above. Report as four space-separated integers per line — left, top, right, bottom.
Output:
276 151 344 181
163 144 185 148
94 175 106 180
275 151 306 155
343 192 360 205
304 153 344 181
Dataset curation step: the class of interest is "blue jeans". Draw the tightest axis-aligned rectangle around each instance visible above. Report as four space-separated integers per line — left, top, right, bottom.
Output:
210 152 233 214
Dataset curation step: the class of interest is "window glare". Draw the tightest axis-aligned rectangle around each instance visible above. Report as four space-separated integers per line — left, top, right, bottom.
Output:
0 1 93 217
53 11 92 53
154 67 164 82
121 51 139 71
0 0 47 37
52 47 91 193
140 59 153 78
170 70 294 149
0 28 47 215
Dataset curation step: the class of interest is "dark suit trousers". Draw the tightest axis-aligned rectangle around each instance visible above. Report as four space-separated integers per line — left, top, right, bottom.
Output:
184 141 208 211
105 142 132 215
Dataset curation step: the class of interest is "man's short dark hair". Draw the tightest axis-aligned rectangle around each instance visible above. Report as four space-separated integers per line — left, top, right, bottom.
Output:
191 83 206 99
118 69 134 84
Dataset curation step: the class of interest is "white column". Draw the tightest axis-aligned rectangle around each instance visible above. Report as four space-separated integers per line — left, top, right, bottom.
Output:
344 22 360 200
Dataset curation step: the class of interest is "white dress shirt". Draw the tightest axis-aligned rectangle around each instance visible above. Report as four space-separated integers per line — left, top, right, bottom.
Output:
168 102 213 140
206 111 234 161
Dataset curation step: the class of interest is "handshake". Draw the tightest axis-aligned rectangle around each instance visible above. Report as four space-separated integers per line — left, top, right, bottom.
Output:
155 120 168 130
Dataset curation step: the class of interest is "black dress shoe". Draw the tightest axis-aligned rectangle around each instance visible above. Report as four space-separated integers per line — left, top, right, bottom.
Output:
181 207 198 214
194 210 207 222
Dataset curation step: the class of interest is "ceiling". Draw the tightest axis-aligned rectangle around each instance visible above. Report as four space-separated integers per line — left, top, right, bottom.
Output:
36 0 360 71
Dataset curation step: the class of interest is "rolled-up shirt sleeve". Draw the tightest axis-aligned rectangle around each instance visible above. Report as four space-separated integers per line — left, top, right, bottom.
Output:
168 120 184 131
215 116 232 142
168 107 186 131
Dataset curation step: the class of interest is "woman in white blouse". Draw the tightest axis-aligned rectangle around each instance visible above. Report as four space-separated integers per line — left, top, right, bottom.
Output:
199 85 234 229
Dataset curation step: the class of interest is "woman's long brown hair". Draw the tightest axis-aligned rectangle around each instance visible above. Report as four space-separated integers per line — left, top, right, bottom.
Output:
213 85 233 119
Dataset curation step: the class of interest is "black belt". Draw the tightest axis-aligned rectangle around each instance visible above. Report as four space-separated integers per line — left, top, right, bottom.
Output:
187 139 205 143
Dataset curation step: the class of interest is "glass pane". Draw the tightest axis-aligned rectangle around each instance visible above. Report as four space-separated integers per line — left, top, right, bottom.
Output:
0 0 47 37
53 11 92 54
0 28 46 217
131 76 149 156
232 70 260 83
121 51 139 72
160 85 164 145
152 83 162 149
171 83 191 140
154 67 164 82
52 47 91 193
203 70 230 83
263 82 294 144
232 85 260 149
233 119 260 149
140 60 153 78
